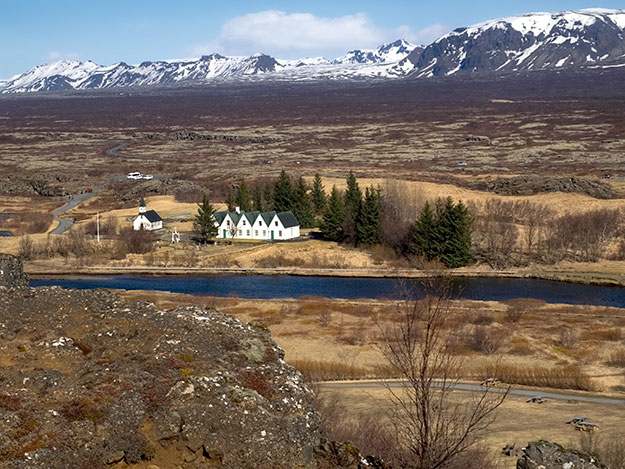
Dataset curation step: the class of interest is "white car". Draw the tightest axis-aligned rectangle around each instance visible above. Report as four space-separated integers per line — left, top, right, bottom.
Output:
142 174 154 180
127 172 142 179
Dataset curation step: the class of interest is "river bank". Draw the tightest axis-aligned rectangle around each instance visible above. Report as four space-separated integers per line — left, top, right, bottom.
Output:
24 262 625 287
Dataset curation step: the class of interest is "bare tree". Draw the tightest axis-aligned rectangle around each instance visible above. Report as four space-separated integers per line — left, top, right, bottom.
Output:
376 278 507 468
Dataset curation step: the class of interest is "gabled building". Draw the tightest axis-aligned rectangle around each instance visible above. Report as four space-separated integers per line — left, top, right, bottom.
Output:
133 197 163 231
214 207 300 240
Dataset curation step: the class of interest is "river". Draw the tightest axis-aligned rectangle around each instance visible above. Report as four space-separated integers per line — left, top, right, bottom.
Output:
29 274 625 307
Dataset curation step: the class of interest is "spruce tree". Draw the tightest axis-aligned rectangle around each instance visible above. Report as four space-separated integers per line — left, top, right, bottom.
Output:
273 170 295 213
435 197 473 268
342 171 363 245
263 184 274 211
411 201 438 259
225 193 236 212
252 185 264 212
235 179 252 212
194 193 218 243
321 186 344 242
357 186 382 245
293 177 316 228
311 173 327 214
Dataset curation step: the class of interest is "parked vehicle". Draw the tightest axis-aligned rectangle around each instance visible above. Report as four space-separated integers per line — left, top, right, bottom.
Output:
127 172 142 179
142 174 153 180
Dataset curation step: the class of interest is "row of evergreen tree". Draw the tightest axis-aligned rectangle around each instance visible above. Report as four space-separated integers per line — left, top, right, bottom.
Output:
226 171 326 229
222 170 473 267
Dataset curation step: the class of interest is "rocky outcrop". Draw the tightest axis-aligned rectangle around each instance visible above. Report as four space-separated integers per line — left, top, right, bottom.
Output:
0 174 72 197
0 277 321 467
0 254 28 289
488 175 615 198
516 440 607 469
170 130 282 144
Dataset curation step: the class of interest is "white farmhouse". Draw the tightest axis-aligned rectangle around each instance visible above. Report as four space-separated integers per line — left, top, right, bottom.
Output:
214 207 300 241
133 197 163 231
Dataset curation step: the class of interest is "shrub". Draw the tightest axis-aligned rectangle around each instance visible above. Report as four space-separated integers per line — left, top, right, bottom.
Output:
119 227 157 254
558 328 578 349
468 326 504 354
581 327 623 342
607 348 625 367
477 363 596 391
471 312 494 326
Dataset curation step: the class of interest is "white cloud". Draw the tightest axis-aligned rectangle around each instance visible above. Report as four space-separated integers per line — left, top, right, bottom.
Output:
190 11 452 59
46 51 81 62
193 10 438 59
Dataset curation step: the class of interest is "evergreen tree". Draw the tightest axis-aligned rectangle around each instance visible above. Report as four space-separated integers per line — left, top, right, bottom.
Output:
252 185 264 212
357 186 382 245
411 201 438 259
194 193 218 243
293 177 316 228
263 184 274 211
343 171 362 221
273 170 295 213
321 186 344 242
311 173 327 214
225 193 236 212
432 197 473 268
235 179 252 212
342 171 363 245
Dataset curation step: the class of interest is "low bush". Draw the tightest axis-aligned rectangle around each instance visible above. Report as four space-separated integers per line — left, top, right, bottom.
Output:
580 327 623 342
477 363 596 391
467 326 504 354
290 359 371 381
607 348 625 367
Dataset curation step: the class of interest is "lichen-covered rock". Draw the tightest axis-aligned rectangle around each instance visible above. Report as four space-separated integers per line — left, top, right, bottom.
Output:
0 254 28 289
516 440 607 469
0 284 320 468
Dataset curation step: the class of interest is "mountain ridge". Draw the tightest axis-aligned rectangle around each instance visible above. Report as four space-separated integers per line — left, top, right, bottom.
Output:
2 8 624 93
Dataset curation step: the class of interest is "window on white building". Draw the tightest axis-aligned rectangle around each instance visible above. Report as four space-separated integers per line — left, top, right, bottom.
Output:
263 230 266 236
275 221 278 226
255 230 258 236
247 230 250 236
238 229 242 236
279 231 282 237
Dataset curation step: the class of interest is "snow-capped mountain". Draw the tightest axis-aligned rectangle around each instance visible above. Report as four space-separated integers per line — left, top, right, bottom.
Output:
397 8 625 77
334 39 420 64
2 53 282 93
1 9 624 93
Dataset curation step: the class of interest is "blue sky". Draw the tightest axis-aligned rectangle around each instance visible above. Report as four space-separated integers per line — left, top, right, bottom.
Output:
1 1 623 78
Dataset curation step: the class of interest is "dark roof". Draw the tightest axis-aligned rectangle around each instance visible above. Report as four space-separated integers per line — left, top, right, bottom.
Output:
212 210 299 228
213 211 227 225
244 211 260 224
261 211 276 226
143 210 162 223
277 211 299 228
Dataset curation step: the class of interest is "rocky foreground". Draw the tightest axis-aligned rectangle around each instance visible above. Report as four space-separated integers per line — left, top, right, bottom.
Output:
0 255 373 468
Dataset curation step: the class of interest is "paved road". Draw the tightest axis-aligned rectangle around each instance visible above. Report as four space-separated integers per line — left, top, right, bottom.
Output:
106 142 128 157
320 380 625 406
50 191 97 235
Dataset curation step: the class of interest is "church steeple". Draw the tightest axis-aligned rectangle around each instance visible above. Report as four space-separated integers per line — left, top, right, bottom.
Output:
139 197 147 214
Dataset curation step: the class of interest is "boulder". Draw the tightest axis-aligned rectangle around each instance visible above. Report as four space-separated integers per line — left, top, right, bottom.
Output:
0 254 28 289
517 440 607 469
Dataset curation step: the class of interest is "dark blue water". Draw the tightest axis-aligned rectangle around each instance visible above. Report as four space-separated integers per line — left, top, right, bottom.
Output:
29 275 625 307
0 231 12 237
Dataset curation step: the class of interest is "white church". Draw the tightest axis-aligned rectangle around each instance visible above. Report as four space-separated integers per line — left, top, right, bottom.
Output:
133 197 163 231
213 207 300 240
